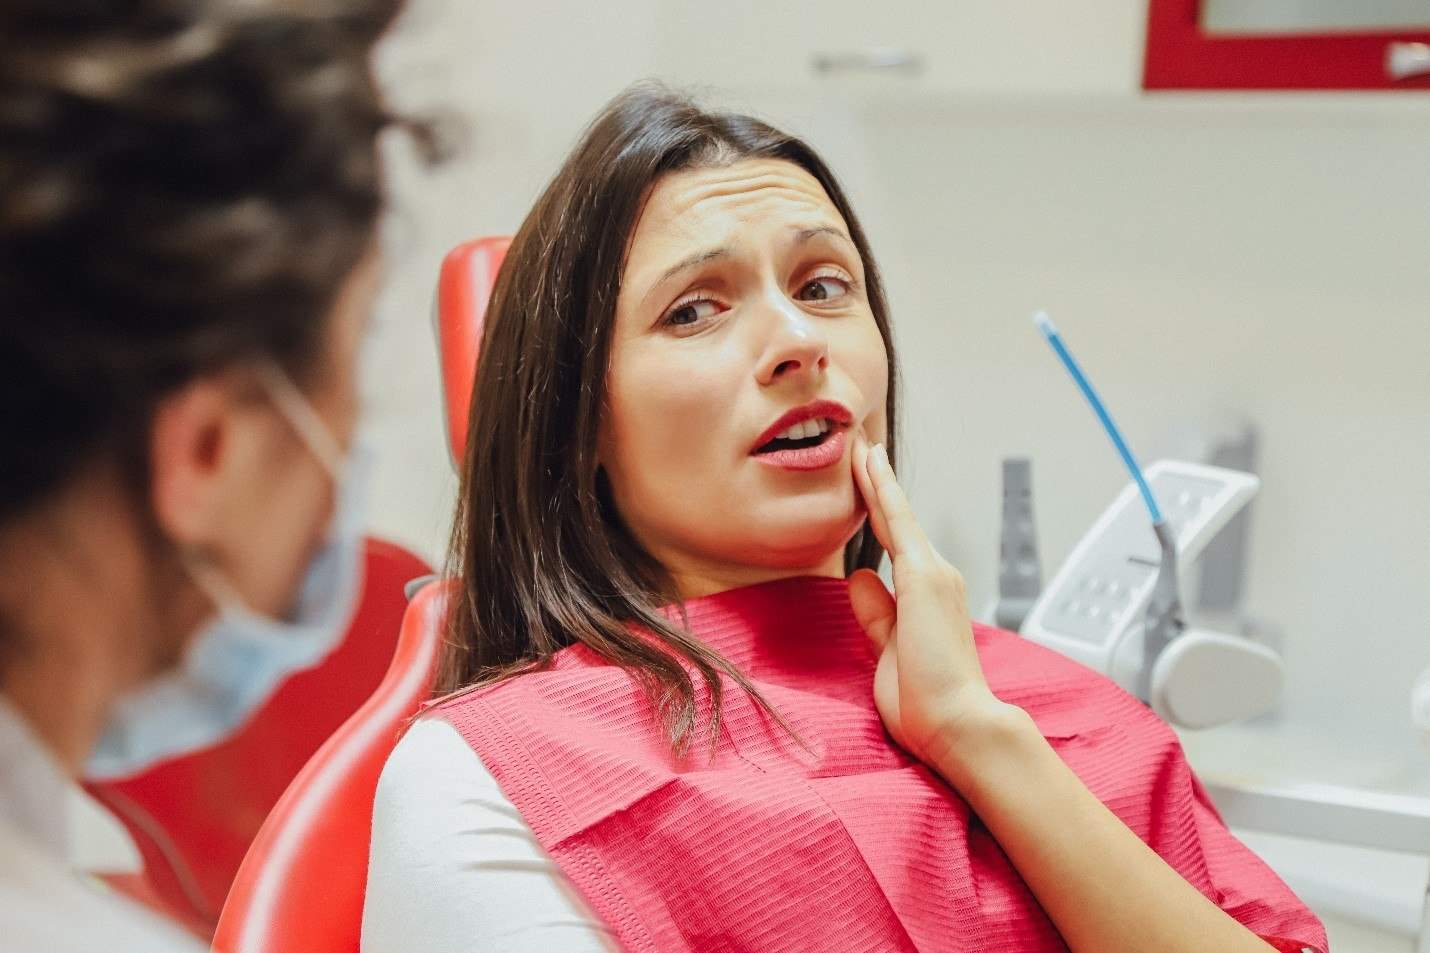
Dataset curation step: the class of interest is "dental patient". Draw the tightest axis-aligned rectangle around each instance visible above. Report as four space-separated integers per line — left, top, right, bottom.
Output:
360 85 1326 953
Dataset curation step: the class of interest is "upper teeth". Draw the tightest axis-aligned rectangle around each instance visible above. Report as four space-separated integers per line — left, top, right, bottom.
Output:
777 418 832 441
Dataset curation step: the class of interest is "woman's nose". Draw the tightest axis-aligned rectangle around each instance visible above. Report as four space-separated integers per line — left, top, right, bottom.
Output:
755 300 829 386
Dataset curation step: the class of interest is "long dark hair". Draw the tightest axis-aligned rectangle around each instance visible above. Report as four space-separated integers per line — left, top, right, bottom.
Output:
441 84 899 751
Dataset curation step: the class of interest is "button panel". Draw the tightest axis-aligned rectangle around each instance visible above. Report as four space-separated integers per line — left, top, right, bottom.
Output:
1040 471 1225 647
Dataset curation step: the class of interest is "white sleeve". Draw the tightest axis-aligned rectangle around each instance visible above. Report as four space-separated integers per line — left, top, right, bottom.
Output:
360 718 620 953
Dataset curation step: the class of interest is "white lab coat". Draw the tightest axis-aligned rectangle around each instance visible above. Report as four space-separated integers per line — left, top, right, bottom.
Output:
0 698 201 953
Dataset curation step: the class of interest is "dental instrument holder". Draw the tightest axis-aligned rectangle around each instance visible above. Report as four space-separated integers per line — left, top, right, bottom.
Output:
1028 312 1281 730
1021 460 1284 730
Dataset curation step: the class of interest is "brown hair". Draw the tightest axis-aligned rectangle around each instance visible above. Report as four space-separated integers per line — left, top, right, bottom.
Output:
441 84 899 751
0 0 424 525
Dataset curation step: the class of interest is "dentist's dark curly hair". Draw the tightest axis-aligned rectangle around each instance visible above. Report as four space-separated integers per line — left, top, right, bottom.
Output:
0 0 427 525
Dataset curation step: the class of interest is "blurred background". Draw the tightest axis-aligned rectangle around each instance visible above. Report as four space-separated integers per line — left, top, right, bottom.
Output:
338 1 1430 948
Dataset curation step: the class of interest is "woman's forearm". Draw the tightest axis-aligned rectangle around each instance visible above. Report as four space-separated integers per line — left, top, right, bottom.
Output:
931 703 1272 953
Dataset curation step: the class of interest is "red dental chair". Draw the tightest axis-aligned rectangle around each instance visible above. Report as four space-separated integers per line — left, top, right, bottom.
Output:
211 236 511 953
435 235 511 466
83 537 433 940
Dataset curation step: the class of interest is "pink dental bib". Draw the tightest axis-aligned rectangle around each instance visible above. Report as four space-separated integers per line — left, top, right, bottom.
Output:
434 576 1324 952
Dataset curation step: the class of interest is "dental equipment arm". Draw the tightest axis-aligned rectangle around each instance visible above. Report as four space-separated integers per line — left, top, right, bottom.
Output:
1023 313 1283 730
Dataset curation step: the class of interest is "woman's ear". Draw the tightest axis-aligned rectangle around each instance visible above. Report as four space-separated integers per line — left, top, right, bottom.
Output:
148 371 271 548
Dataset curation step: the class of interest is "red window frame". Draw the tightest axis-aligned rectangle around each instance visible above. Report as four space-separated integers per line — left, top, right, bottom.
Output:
1144 0 1430 90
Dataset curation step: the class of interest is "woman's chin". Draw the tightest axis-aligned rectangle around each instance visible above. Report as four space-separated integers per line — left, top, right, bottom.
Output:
736 503 865 570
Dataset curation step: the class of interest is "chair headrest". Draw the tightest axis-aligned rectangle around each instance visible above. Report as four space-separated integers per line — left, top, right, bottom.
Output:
435 236 511 467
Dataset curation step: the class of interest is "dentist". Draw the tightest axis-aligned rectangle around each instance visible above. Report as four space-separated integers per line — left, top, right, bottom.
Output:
0 1 409 948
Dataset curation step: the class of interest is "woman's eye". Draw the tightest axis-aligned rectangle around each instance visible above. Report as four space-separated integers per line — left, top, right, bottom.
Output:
662 297 722 329
796 275 850 303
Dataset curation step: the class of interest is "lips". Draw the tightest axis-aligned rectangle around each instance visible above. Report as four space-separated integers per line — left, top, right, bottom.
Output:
750 400 854 453
750 399 853 472
753 430 849 471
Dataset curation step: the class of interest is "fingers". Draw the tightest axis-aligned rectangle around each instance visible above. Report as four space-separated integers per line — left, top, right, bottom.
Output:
865 443 931 559
848 568 896 652
851 432 893 553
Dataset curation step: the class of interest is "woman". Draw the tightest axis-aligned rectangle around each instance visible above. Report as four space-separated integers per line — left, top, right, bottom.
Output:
0 1 411 948
362 86 1326 953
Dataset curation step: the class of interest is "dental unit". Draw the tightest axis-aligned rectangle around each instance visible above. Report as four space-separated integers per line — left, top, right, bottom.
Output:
987 311 1430 949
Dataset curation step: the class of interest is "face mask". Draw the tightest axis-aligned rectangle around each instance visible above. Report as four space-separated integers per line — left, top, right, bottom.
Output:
86 363 368 780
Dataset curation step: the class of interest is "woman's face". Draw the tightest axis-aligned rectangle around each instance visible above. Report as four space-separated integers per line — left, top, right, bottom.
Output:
602 158 889 596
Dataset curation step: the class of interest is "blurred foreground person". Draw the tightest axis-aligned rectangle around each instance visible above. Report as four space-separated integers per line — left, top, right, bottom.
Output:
0 2 409 948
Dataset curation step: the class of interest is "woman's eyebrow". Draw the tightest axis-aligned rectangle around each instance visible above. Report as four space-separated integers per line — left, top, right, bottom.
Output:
793 225 854 248
639 226 853 308
642 246 731 306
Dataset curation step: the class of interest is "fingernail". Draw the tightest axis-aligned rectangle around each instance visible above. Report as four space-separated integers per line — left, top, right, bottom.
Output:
873 443 888 468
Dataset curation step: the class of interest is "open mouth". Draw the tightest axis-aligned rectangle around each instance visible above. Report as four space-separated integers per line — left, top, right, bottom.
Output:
749 400 854 471
753 417 838 455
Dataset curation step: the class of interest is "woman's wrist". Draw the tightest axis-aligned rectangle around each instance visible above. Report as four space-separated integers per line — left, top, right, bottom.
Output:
923 693 1043 796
